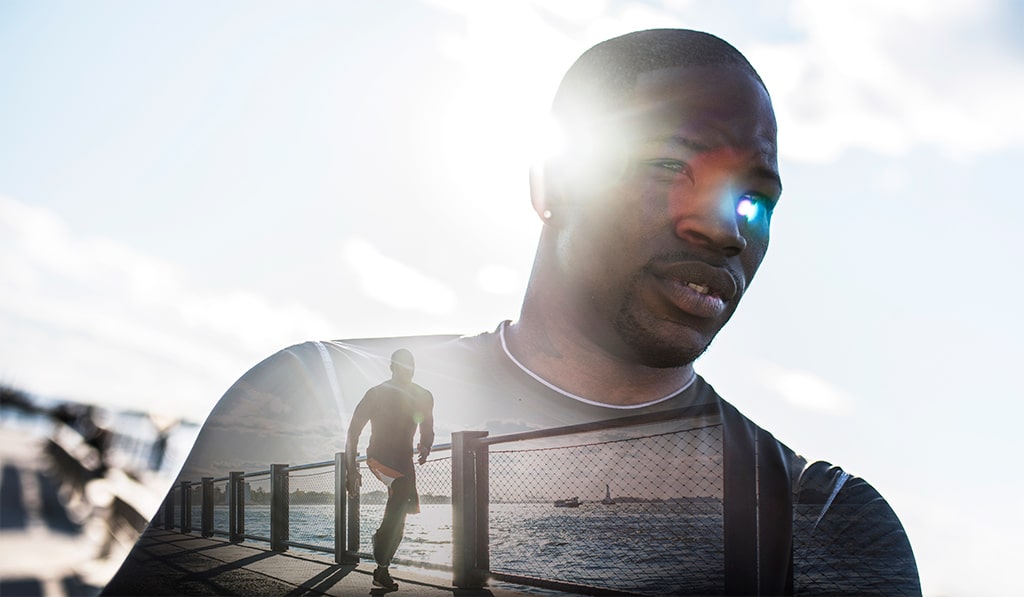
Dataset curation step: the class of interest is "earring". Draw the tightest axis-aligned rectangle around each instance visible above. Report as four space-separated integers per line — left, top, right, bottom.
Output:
542 209 553 220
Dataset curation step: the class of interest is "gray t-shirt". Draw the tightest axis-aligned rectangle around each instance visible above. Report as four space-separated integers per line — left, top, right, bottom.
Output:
111 322 920 595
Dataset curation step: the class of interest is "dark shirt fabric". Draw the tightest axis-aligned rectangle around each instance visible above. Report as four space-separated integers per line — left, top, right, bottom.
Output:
349 379 434 477
104 322 920 596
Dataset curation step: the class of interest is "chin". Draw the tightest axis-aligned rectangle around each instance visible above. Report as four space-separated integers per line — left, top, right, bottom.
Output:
615 312 713 369
635 342 708 369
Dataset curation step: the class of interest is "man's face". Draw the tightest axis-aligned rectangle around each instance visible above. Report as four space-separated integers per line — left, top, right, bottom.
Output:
553 65 781 368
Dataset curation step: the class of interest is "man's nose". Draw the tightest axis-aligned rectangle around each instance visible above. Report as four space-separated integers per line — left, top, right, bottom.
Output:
670 181 747 258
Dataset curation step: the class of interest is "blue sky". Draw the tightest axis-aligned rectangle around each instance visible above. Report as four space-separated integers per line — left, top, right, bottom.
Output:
2 1 1022 594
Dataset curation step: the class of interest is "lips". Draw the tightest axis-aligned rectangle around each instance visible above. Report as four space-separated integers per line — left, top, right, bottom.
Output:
648 261 740 320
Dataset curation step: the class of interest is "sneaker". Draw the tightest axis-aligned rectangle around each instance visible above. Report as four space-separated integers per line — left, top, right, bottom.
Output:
373 566 398 590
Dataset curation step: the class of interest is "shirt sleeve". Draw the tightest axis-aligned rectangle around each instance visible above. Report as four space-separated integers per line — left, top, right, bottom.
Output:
793 462 921 596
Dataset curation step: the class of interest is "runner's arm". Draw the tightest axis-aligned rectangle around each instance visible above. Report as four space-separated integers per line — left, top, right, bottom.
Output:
417 390 434 465
345 391 373 494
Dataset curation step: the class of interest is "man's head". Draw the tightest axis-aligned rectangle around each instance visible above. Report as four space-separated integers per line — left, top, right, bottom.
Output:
528 29 780 368
390 348 415 383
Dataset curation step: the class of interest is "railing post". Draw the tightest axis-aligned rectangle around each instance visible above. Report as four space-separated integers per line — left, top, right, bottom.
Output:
180 481 191 533
335 452 358 564
347 452 360 555
271 464 289 552
229 471 243 543
201 477 213 537
162 489 174 529
452 431 489 589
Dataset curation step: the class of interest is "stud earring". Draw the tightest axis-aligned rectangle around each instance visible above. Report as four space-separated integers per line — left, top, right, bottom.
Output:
542 209 553 220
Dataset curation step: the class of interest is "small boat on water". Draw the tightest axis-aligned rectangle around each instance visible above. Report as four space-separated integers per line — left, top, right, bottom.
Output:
554 496 580 508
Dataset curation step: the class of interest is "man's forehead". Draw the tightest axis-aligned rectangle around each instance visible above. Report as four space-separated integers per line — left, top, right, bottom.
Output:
623 65 778 159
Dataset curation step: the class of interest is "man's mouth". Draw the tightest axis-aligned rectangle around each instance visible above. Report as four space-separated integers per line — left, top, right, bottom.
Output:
647 260 741 320
659 277 727 319
685 282 713 296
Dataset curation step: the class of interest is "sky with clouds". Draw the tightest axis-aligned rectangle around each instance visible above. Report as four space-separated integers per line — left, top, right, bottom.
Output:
2 1 1023 594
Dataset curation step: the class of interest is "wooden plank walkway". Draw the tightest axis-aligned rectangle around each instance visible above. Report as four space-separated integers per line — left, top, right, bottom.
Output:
0 424 130 596
0 420 555 596
103 527 541 596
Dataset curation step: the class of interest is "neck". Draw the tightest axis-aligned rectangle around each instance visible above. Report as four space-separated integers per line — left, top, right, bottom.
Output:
508 299 696 407
511 232 697 406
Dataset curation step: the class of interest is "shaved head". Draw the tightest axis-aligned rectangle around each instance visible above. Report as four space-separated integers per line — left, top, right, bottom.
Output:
551 29 766 147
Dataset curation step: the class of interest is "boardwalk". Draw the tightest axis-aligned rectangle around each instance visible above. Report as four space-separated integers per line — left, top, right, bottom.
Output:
0 425 116 596
105 527 535 596
0 421 546 596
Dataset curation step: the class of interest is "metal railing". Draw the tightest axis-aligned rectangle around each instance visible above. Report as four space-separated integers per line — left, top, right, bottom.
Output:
452 403 725 596
155 403 728 595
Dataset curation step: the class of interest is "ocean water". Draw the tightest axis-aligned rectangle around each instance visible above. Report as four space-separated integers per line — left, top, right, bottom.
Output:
193 500 724 595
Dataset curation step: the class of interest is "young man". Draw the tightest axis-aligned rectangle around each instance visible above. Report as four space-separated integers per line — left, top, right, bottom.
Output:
345 349 434 590
105 29 919 595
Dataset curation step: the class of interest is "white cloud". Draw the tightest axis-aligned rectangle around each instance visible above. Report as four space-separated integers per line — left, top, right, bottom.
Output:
342 239 457 315
429 0 1024 163
754 0 1024 161
757 363 852 416
0 195 337 417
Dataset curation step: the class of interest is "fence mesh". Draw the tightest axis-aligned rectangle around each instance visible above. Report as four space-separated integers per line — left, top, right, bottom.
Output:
167 486 179 529
793 499 919 594
286 466 335 551
242 473 271 542
211 478 230 536
487 422 724 595
356 455 453 569
190 484 202 533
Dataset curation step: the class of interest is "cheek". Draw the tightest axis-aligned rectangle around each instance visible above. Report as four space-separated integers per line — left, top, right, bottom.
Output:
740 229 770 281
558 203 640 279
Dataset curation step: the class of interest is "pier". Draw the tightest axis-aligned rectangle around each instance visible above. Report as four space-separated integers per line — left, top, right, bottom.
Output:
126 405 726 596
0 424 150 596
3 391 737 596
104 527 533 596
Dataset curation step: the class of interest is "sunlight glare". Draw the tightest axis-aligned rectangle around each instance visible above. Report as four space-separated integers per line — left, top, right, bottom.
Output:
532 114 566 163
736 196 759 222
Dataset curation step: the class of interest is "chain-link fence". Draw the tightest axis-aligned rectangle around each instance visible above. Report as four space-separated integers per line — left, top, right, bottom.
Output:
793 496 919 594
159 406 846 595
241 471 271 543
284 465 334 553
189 483 202 535
486 421 724 595
353 454 454 570
159 451 456 567
211 477 230 537
165 484 178 530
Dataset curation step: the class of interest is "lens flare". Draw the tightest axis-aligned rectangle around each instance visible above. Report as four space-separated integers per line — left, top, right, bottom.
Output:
736 196 759 222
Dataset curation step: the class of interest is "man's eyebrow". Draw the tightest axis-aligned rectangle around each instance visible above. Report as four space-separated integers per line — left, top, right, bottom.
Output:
751 164 783 191
642 134 713 153
644 135 783 190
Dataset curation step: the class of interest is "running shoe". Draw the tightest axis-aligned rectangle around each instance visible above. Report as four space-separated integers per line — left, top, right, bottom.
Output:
373 566 399 590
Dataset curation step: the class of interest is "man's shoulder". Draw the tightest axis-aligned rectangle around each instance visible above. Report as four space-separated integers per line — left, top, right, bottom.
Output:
794 460 904 519
317 333 465 354
247 329 497 388
702 380 807 477
792 461 920 593
410 381 434 399
178 329 496 479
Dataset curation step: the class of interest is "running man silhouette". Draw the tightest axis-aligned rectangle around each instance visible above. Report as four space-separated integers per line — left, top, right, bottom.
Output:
345 348 434 591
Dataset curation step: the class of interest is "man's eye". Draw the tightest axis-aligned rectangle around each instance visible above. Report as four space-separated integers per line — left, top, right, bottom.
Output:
643 159 691 176
736 193 776 222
